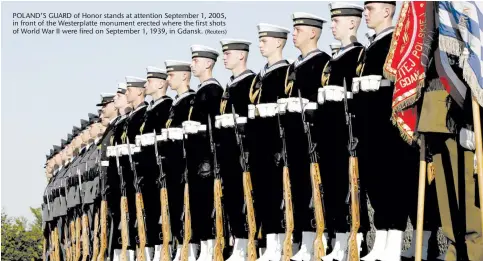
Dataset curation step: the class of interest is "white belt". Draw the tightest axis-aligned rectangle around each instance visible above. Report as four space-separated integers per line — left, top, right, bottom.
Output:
101 161 109 167
380 79 391 87
318 86 353 104
215 114 247 129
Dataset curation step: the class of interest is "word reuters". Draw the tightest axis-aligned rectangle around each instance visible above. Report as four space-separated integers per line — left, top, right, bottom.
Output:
13 13 74 19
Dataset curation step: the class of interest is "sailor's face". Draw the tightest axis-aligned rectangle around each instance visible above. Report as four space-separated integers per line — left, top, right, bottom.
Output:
331 17 350 40
81 129 90 143
292 25 310 48
102 102 116 118
191 58 202 77
66 145 73 158
126 87 140 103
114 93 128 109
223 50 238 70
47 159 54 169
364 3 383 29
258 37 277 57
101 117 110 127
145 78 161 96
167 72 181 90
89 123 99 137
54 153 62 165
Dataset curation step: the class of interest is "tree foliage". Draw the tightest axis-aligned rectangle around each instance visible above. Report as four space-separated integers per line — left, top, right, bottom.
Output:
1 207 43 261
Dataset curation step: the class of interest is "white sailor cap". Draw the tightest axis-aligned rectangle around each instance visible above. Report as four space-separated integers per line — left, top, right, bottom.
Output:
329 2 364 18
96 93 116 106
291 12 327 28
117 82 127 94
164 60 192 72
220 39 251 51
125 76 146 88
364 1 396 6
257 23 290 39
330 42 341 51
190 45 219 60
146 66 168 80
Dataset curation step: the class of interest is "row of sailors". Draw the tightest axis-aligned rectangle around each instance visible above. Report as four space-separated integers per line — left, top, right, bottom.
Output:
43 1 482 261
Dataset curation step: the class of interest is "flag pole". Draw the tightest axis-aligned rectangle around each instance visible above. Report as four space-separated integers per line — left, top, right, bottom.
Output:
472 97 483 232
415 135 427 261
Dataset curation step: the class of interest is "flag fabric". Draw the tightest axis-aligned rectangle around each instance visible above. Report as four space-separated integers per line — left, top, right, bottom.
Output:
438 1 483 107
384 1 430 144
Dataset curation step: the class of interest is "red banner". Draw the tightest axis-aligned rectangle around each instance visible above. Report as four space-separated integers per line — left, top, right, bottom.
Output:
384 1 427 144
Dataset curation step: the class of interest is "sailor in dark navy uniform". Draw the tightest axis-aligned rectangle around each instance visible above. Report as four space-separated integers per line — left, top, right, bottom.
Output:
281 12 330 261
64 124 86 261
51 138 70 261
119 76 149 258
81 113 105 245
42 150 56 261
244 23 291 261
185 44 223 261
135 66 173 260
106 83 136 260
354 2 419 261
163 60 198 261
317 3 365 261
217 39 255 261
95 92 119 261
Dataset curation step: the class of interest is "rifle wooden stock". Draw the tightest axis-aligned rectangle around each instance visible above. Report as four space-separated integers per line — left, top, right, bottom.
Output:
213 179 224 261
70 220 76 261
472 98 483 234
49 231 54 261
120 196 129 261
243 171 257 261
160 188 171 261
282 166 294 261
347 157 360 261
65 224 71 261
310 163 325 260
135 193 147 261
75 217 82 261
82 214 90 261
97 200 108 261
54 227 61 261
91 211 100 261
415 136 427 261
43 237 47 261
181 184 192 261
50 230 55 261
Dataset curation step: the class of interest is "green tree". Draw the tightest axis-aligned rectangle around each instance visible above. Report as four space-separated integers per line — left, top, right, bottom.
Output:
1 207 44 261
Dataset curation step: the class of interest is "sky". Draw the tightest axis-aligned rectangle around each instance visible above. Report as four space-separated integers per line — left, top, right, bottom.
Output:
1 1 401 220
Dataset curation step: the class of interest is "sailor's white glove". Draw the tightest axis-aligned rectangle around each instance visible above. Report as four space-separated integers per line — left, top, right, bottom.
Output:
459 128 475 151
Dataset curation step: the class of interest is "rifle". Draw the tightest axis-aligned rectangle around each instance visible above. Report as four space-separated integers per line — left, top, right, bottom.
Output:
342 79 360 261
98 150 109 261
208 114 225 261
62 179 72 261
70 216 76 261
277 108 294 261
74 167 83 261
90 153 101 261
154 131 171 261
65 222 71 261
81 164 90 261
297 89 325 259
54 226 61 261
231 105 257 261
43 235 47 261
126 137 148 261
115 143 130 261
91 210 100 261
180 133 192 261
